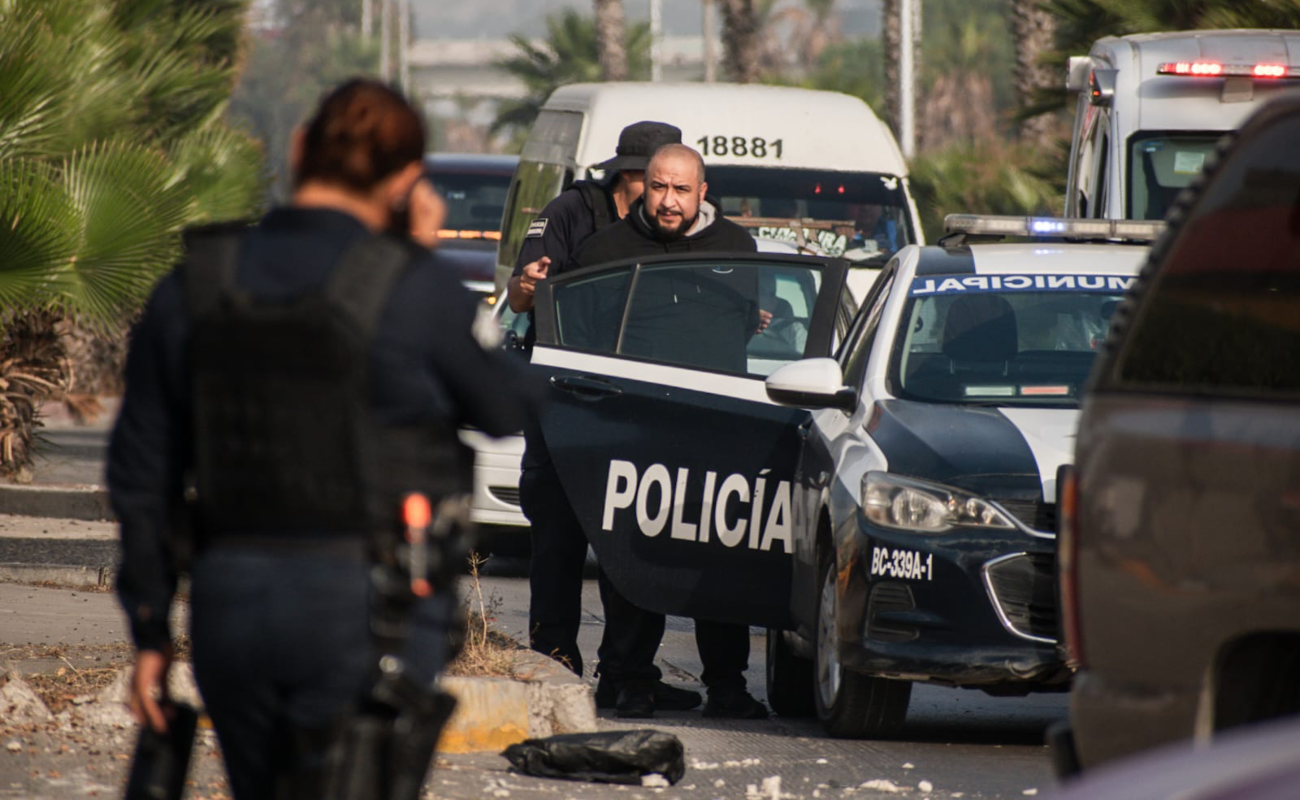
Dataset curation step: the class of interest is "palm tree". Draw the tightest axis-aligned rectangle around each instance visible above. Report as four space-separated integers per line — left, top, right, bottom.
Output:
908 140 1060 240
1012 0 1057 148
719 0 763 83
492 10 651 143
593 0 628 81
0 0 264 478
920 16 1002 151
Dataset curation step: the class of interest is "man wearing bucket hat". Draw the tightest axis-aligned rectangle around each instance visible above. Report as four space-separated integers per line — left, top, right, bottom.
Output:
506 121 704 715
507 120 682 313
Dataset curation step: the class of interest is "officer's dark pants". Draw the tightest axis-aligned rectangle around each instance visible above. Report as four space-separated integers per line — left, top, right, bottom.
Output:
520 463 588 675
190 549 453 800
596 569 752 693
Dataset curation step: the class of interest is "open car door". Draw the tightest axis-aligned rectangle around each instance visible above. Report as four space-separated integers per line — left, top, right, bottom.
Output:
532 253 849 628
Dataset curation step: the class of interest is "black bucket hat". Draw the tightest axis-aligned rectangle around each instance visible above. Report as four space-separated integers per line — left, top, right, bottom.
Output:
593 121 683 172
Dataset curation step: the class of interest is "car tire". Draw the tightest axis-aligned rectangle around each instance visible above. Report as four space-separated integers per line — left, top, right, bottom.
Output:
813 548 911 738
765 628 815 717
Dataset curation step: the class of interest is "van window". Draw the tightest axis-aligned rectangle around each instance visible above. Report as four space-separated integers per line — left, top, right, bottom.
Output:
520 110 584 163
1113 119 1300 396
1127 133 1219 221
706 166 915 264
498 160 571 272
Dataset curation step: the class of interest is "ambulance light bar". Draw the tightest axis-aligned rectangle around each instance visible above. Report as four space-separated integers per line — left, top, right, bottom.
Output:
1157 62 1300 80
943 215 1166 243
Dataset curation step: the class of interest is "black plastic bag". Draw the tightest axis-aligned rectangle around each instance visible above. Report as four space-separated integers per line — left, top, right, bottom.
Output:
502 729 685 785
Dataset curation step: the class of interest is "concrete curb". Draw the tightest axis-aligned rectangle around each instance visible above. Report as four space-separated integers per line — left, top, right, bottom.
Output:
439 650 598 753
0 484 113 522
0 562 112 587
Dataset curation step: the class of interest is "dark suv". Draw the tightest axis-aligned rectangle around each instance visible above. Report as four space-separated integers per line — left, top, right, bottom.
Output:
424 153 518 299
1056 95 1300 773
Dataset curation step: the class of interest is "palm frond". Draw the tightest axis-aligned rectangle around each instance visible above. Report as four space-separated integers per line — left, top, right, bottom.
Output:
167 119 267 223
0 158 80 310
59 141 192 321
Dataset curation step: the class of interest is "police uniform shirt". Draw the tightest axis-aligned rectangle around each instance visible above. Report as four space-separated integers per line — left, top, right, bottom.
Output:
510 181 619 281
109 207 535 652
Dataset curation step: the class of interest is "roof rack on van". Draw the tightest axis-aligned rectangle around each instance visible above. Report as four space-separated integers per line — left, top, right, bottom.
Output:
939 214 1165 247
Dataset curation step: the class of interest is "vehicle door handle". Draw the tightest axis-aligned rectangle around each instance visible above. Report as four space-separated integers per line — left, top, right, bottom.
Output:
550 375 623 400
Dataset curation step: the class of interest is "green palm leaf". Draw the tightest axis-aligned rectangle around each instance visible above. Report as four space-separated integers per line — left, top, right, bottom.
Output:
168 117 266 224
0 159 80 310
59 141 192 322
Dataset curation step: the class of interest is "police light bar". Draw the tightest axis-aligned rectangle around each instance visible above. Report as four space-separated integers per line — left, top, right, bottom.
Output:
1157 62 1300 80
943 215 1165 242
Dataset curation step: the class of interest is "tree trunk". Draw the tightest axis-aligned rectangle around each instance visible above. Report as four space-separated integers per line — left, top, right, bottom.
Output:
719 0 761 83
594 0 628 81
1012 0 1057 148
882 0 900 137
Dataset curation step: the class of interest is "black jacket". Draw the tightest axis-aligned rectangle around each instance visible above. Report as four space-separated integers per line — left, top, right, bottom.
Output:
573 197 757 268
109 207 535 651
511 180 618 280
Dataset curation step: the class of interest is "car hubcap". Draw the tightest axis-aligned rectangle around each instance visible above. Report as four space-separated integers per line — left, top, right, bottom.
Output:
817 564 841 709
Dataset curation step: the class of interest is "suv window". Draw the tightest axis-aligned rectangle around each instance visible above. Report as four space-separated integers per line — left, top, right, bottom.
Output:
1111 118 1300 397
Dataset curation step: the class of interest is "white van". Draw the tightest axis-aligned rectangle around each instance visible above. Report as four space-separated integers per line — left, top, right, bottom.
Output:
1064 29 1300 221
495 82 923 303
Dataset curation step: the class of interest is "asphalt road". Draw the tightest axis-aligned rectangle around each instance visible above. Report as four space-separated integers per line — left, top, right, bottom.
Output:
431 569 1067 799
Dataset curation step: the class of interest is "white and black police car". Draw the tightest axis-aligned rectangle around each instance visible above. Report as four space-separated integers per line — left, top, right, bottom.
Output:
759 214 1161 737
527 250 857 628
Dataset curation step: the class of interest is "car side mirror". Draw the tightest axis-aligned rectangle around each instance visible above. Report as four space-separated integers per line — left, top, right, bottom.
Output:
765 358 857 412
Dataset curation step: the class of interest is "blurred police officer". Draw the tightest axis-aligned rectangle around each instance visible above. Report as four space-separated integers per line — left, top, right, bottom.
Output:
572 143 769 720
110 78 532 799
506 121 703 714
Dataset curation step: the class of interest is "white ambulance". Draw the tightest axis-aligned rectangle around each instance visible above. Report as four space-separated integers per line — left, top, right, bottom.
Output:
1065 29 1300 221
495 82 924 303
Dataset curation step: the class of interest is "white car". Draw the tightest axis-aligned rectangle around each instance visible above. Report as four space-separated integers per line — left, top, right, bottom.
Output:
457 296 533 553
761 215 1161 738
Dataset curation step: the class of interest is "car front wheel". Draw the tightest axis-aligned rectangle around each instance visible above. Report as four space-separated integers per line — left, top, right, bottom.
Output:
814 549 911 738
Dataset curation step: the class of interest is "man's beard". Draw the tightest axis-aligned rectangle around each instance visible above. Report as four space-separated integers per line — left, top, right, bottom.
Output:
650 211 698 242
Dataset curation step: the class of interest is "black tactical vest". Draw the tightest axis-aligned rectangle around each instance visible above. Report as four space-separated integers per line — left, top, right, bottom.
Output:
183 226 470 546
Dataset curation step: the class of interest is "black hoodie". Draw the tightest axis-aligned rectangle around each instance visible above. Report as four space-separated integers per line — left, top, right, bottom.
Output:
572 197 757 268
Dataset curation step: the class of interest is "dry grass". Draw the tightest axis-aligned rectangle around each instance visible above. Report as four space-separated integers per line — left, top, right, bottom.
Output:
446 551 526 678
2 643 134 714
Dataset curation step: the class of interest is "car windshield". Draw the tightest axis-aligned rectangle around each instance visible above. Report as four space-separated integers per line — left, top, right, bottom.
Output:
704 166 915 264
891 274 1133 406
551 260 825 377
1127 132 1220 221
426 170 512 237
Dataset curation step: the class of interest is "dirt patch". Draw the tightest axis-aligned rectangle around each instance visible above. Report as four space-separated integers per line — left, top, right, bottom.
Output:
446 552 529 678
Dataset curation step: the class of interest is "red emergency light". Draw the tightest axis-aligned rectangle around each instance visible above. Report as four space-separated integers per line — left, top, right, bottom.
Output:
1157 61 1298 79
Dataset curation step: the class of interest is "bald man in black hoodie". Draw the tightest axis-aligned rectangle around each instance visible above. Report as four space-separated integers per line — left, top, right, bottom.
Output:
572 143 769 720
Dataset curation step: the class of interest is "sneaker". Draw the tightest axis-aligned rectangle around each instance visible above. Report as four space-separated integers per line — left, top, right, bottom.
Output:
702 689 769 720
595 679 703 711
614 683 656 719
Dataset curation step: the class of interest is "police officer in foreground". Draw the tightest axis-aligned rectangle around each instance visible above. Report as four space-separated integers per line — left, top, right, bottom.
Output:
572 143 769 719
506 121 704 715
110 78 533 799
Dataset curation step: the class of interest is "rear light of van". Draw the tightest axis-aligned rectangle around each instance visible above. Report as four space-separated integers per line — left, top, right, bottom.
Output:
1057 465 1085 669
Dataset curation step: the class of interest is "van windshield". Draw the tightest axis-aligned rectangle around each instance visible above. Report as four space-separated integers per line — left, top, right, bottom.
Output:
1128 133 1220 221
704 166 915 263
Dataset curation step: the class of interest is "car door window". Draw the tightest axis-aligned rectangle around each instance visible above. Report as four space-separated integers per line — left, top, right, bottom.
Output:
1109 114 1300 397
549 260 829 376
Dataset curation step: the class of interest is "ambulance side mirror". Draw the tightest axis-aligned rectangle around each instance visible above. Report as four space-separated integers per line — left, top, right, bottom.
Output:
765 358 857 412
1066 56 1092 92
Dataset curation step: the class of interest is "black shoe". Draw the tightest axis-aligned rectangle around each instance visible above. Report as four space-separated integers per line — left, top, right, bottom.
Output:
595 679 703 711
702 689 769 720
615 684 656 719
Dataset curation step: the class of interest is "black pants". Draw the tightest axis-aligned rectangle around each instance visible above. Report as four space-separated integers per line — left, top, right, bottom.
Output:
595 568 751 693
520 463 589 675
190 549 453 800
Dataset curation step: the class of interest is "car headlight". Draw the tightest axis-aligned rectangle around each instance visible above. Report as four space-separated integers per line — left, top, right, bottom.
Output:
861 471 1015 533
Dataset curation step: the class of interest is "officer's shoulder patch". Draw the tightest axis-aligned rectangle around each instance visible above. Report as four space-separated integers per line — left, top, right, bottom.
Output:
526 218 549 238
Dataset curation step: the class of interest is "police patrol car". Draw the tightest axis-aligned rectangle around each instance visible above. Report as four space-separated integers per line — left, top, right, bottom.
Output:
758 215 1160 738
